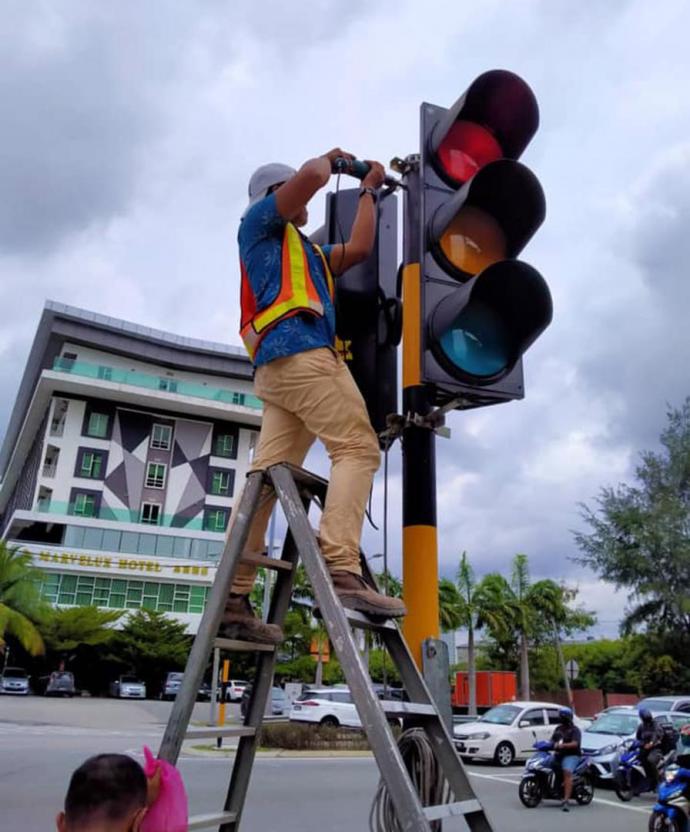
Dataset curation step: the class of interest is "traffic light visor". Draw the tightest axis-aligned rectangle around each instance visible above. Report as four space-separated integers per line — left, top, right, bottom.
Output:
430 70 539 188
430 160 545 282
429 261 552 384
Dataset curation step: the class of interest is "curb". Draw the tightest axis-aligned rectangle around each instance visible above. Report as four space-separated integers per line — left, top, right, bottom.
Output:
184 744 373 759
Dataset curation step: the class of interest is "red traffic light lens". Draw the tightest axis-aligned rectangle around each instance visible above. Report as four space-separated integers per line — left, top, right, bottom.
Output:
436 121 503 185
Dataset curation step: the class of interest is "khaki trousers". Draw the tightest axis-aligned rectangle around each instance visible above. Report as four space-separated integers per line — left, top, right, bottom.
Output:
231 348 381 594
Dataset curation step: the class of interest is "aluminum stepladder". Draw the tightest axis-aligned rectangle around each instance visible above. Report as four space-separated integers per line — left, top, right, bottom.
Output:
158 463 493 832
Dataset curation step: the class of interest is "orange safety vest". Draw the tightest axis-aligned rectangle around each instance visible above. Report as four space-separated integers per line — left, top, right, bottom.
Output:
240 222 335 362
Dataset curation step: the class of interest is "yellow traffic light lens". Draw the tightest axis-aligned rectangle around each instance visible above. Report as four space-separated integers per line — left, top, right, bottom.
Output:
439 206 507 277
436 120 503 185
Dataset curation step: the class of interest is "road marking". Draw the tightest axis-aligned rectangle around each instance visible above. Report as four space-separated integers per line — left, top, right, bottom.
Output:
468 770 653 814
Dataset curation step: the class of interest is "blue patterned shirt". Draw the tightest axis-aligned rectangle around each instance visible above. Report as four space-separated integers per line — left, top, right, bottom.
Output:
238 193 335 367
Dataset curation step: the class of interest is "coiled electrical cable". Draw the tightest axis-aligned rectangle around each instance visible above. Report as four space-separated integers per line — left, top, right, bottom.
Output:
369 728 451 832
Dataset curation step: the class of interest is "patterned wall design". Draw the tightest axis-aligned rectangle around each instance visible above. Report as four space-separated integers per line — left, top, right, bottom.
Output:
102 410 152 520
167 421 212 527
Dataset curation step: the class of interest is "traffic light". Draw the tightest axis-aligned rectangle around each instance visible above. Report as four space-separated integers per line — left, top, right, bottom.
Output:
418 69 552 408
315 187 400 438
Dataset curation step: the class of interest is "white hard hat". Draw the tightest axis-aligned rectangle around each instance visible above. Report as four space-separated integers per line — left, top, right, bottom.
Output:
242 163 297 218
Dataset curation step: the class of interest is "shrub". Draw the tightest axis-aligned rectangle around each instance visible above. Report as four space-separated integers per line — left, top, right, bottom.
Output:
259 722 372 751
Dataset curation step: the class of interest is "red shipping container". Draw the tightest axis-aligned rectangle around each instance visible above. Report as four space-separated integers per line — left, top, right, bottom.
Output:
452 671 517 709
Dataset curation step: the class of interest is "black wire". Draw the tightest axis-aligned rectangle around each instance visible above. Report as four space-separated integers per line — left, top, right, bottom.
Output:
334 172 347 275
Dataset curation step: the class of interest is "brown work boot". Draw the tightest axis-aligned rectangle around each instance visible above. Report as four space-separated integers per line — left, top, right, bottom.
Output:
331 571 407 618
219 593 283 645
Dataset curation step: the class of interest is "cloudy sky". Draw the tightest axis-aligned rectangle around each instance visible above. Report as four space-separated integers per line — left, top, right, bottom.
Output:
2 0 688 637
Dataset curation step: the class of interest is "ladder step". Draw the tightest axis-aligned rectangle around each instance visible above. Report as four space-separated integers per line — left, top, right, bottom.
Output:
213 637 275 653
240 553 293 572
188 810 237 830
380 700 437 718
344 608 398 631
424 799 483 821
185 726 256 740
277 462 328 500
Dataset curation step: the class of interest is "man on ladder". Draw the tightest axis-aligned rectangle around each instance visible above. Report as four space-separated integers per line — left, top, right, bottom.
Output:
224 147 406 645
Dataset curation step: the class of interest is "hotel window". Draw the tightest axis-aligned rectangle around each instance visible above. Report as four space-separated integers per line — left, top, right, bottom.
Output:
158 378 178 393
204 508 228 533
145 463 167 489
79 450 104 479
151 423 173 451
71 493 96 518
214 433 235 457
210 470 232 496
97 366 113 381
86 412 109 438
40 573 210 614
140 503 161 525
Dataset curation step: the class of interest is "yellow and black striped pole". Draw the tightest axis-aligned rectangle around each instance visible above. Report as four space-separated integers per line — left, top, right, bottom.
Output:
400 164 440 669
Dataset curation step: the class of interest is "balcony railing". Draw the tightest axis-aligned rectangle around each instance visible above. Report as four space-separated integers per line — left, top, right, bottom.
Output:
33 500 226 533
52 358 262 411
42 463 58 478
50 421 65 437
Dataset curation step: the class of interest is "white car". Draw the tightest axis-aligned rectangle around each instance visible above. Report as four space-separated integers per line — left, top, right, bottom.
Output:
290 688 361 728
109 675 146 699
225 679 249 703
453 701 587 766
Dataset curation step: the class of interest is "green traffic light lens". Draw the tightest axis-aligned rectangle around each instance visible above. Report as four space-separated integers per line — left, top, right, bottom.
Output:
439 301 510 378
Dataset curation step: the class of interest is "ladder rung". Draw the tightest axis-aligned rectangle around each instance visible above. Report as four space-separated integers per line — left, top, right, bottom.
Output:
188 810 237 829
424 799 483 821
213 637 275 653
185 726 256 740
240 553 293 572
381 700 437 718
344 608 398 631
277 463 328 499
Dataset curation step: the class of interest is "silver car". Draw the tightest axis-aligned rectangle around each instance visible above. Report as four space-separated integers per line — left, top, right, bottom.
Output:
581 707 642 780
110 675 146 699
0 667 30 695
585 708 690 781
161 671 184 701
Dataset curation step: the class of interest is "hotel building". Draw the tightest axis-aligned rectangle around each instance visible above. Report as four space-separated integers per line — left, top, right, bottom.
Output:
0 302 260 633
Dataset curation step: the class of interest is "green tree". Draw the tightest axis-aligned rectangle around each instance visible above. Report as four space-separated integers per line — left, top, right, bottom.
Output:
41 606 122 653
0 542 46 656
440 554 514 714
479 556 595 700
575 399 690 640
108 610 191 697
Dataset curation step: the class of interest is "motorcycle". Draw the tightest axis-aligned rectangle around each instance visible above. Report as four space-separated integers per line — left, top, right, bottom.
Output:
518 740 595 808
615 739 676 802
648 764 690 832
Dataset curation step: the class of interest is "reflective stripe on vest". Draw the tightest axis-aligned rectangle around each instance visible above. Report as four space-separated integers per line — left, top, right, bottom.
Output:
240 223 334 362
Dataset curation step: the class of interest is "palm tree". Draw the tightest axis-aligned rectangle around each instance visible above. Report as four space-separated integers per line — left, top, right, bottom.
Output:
440 554 514 715
438 577 463 632
0 542 46 657
454 552 510 715
509 554 534 701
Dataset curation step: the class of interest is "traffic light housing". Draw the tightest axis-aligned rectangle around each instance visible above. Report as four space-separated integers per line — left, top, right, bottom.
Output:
418 69 552 408
316 188 400 438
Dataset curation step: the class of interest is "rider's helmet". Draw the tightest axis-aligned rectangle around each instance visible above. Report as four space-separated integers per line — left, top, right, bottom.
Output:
558 706 573 722
638 707 653 722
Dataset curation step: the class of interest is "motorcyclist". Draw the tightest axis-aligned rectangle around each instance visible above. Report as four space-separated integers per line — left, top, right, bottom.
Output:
636 708 662 786
550 706 582 812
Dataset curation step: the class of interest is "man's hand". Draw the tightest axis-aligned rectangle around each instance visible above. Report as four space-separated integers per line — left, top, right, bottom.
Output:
323 148 356 172
361 160 386 189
